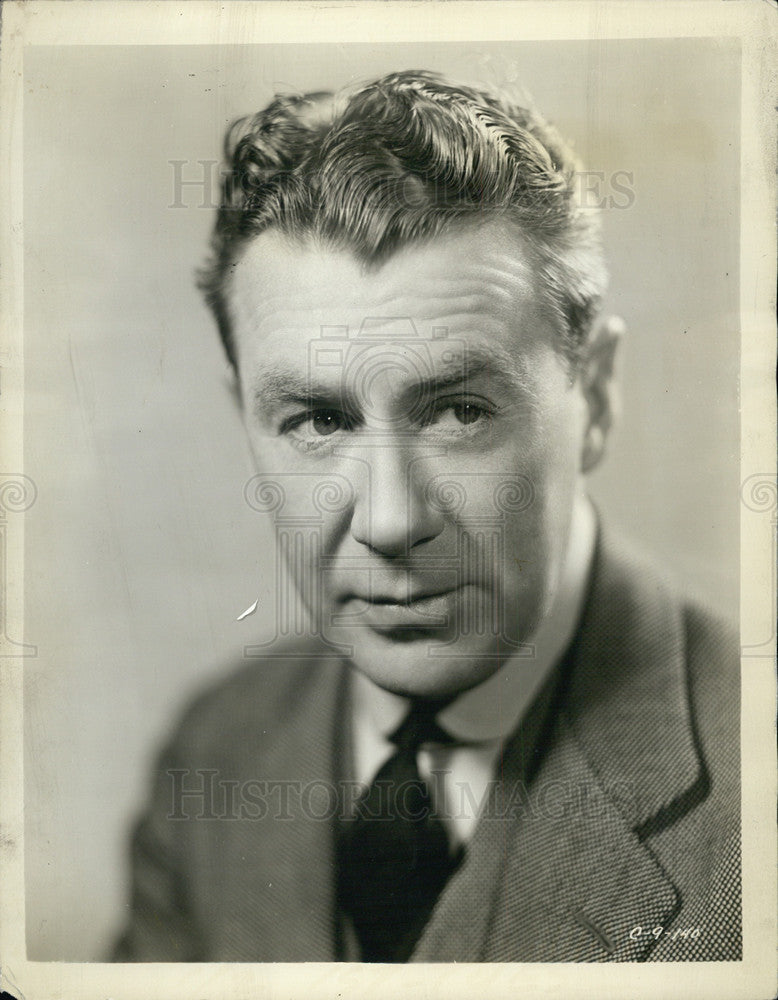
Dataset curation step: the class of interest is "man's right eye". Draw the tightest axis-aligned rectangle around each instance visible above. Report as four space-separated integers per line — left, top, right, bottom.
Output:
281 408 353 443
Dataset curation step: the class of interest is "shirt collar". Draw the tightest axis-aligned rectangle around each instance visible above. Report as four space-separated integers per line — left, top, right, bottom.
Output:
350 491 597 745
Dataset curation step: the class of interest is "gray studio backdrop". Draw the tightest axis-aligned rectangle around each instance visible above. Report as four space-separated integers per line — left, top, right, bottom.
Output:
22 39 740 959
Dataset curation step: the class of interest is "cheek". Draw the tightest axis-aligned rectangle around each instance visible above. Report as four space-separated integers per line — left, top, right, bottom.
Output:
244 418 278 471
522 382 586 496
489 397 584 588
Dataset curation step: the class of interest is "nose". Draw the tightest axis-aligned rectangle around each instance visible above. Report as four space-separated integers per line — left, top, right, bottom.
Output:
349 440 444 557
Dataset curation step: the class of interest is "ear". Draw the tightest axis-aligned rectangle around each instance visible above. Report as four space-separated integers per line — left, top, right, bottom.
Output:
578 315 625 474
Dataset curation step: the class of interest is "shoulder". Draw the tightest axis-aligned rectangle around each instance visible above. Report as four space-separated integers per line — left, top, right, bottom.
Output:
160 638 348 764
680 595 739 798
582 527 740 796
593 528 738 673
604 530 739 676
592 526 740 816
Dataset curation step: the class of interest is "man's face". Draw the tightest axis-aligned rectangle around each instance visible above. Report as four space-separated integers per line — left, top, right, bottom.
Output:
229 221 591 699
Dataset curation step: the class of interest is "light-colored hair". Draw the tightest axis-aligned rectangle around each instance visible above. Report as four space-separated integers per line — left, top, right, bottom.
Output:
199 70 608 369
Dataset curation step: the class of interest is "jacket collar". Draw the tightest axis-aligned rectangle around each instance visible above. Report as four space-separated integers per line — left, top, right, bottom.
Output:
562 528 705 833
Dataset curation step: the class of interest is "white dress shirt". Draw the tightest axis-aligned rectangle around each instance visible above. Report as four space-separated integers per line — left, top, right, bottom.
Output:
348 491 597 850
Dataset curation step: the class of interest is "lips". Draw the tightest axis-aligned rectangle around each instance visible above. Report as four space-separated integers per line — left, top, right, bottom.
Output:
337 591 456 631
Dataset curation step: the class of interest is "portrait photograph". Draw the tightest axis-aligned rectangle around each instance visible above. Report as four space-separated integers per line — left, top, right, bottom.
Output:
0 2 775 999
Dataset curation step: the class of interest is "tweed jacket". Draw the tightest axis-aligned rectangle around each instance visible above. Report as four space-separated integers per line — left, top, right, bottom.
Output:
113 530 741 962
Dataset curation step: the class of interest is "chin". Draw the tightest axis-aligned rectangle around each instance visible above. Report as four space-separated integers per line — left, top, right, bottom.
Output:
342 631 508 699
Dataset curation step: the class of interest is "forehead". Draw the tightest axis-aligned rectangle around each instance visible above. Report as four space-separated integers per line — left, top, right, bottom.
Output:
228 221 556 376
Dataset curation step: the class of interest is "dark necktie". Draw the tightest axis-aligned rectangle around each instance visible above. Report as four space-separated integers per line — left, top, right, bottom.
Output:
336 699 462 962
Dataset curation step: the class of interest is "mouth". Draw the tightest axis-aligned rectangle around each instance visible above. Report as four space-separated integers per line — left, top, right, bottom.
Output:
335 590 457 633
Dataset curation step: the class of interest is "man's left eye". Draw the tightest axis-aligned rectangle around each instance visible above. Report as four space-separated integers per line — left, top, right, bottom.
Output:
309 409 346 436
431 400 491 428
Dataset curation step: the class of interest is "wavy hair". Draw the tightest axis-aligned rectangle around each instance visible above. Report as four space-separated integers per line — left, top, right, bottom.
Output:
198 70 607 369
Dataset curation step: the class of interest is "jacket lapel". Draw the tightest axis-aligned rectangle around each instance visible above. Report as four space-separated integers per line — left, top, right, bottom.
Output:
414 531 705 962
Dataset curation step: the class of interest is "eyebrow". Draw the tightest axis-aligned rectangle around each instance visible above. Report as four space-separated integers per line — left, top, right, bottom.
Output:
416 346 534 397
249 344 535 420
250 371 335 417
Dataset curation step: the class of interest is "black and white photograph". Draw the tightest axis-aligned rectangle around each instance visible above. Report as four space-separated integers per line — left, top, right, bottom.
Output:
0 2 775 999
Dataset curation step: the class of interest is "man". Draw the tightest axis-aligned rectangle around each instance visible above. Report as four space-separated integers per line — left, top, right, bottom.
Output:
113 71 740 962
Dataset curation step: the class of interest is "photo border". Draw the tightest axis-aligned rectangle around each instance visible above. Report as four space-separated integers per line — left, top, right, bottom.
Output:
1 2 775 998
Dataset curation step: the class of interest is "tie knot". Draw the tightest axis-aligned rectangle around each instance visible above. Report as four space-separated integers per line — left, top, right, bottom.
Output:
389 700 453 752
